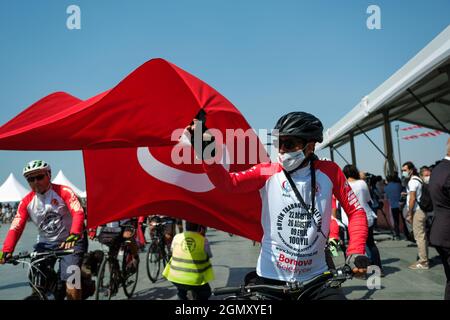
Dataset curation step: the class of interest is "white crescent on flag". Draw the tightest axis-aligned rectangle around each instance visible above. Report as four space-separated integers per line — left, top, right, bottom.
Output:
137 133 231 193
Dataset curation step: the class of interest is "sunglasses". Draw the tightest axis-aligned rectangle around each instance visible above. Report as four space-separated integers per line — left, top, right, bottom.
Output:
26 174 46 183
274 138 306 151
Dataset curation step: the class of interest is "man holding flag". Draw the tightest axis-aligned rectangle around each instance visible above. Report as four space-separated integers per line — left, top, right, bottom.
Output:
188 111 370 300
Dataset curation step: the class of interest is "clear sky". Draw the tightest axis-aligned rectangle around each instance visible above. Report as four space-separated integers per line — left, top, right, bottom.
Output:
0 0 449 190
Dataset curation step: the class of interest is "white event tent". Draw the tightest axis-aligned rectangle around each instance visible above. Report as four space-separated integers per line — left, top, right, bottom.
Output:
52 170 86 198
0 173 30 203
318 25 450 174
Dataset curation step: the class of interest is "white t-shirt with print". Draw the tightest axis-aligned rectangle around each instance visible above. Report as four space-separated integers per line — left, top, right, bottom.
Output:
347 180 377 227
406 176 422 211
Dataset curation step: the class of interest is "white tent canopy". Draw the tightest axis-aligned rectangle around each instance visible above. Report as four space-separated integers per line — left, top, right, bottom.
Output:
0 173 30 203
318 25 450 150
52 170 86 198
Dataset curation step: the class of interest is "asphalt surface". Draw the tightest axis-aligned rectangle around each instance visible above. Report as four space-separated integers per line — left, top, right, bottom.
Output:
0 223 446 300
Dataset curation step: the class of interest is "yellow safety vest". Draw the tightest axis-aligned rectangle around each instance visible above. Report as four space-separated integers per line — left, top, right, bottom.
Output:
163 231 214 286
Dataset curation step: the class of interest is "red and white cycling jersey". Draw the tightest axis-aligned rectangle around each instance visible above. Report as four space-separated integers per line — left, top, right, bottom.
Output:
2 184 85 253
204 159 368 283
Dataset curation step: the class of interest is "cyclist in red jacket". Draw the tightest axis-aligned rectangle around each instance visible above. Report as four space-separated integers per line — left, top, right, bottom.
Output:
188 111 369 300
0 160 86 300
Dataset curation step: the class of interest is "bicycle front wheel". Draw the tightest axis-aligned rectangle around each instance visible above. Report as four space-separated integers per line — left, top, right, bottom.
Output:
95 257 114 300
122 245 139 298
146 240 161 283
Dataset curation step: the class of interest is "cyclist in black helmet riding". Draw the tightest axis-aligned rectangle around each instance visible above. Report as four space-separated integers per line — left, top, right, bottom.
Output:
187 111 370 300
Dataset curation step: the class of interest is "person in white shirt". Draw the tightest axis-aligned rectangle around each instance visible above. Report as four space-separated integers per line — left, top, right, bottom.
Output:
402 161 429 270
343 165 383 275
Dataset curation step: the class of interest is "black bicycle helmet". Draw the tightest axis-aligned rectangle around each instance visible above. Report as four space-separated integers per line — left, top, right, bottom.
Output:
273 111 324 143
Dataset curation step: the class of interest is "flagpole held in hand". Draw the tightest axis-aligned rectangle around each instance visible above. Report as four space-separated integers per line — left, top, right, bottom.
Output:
186 113 215 161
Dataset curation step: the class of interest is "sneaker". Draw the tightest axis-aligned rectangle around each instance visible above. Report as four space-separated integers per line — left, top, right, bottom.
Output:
408 261 429 270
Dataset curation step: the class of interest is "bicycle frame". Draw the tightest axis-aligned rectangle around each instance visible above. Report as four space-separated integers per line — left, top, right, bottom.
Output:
7 249 75 300
144 220 172 283
145 221 172 257
94 236 139 300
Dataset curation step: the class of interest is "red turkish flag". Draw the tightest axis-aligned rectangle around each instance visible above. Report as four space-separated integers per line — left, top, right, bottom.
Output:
0 59 215 150
84 116 269 241
0 58 269 241
77 60 269 241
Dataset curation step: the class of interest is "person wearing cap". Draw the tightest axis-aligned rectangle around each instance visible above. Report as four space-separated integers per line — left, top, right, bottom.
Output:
186 111 369 300
0 160 86 300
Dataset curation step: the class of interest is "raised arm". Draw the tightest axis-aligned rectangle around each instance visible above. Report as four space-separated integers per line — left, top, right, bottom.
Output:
186 119 277 193
203 162 278 193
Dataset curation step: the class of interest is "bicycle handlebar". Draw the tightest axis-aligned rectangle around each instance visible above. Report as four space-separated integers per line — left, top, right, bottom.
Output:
213 265 353 297
6 249 76 264
214 284 290 296
213 286 245 295
142 221 172 228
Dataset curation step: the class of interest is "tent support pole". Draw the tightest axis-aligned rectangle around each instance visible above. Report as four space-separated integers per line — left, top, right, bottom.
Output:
329 146 335 162
407 88 450 133
349 132 357 166
356 125 389 159
332 146 350 165
382 110 396 176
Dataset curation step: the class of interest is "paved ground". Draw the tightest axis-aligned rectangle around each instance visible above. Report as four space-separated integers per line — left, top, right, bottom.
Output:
339 232 446 300
0 224 260 300
0 223 446 300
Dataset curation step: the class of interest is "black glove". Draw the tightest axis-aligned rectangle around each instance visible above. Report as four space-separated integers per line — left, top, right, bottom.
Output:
189 118 215 160
346 254 371 270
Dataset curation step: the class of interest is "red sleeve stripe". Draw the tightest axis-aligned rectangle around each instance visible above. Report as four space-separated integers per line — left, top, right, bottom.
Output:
2 191 34 253
315 160 368 255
